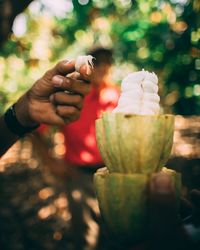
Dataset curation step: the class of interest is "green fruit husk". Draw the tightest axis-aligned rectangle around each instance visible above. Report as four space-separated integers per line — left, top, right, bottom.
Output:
96 113 175 174
94 167 181 244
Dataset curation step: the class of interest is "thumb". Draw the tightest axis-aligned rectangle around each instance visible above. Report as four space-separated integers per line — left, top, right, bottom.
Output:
46 60 76 79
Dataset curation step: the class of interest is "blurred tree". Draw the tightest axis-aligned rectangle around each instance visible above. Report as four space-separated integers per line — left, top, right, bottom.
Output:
67 0 200 115
0 0 199 115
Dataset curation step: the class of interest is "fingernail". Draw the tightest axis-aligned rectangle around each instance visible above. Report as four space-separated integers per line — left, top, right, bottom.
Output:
86 65 92 75
64 59 73 65
52 76 63 87
64 59 75 66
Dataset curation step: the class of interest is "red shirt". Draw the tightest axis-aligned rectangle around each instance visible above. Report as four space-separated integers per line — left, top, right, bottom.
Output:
63 84 120 166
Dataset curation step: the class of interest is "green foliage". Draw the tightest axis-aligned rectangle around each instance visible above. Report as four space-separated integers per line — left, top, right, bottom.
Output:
0 0 199 115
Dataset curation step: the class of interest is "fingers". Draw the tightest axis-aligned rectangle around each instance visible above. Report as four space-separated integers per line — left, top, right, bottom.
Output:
49 91 84 125
51 92 84 110
46 60 93 80
79 64 93 81
67 71 91 83
27 59 92 127
56 105 81 124
36 104 81 126
51 60 76 76
52 75 90 96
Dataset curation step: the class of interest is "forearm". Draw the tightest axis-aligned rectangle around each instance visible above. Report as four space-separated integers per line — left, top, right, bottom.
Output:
0 115 18 157
0 96 39 158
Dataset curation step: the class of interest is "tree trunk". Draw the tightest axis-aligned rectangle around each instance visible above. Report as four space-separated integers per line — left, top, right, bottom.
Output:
0 0 33 47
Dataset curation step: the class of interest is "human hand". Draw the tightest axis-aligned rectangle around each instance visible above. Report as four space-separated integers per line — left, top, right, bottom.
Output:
14 60 91 127
145 173 200 250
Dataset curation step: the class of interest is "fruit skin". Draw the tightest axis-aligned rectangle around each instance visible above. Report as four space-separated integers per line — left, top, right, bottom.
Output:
94 167 181 244
96 113 175 174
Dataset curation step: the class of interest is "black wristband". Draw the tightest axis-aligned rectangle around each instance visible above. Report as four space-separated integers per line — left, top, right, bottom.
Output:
4 104 39 137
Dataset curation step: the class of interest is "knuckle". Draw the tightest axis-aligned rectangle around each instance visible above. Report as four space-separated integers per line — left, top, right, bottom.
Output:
56 60 64 68
44 69 52 78
54 60 67 74
63 77 72 88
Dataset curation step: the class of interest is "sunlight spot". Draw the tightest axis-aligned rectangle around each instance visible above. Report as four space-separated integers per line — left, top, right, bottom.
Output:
38 187 55 200
28 158 39 169
54 132 65 144
150 12 162 24
118 0 132 9
59 210 72 221
0 164 5 172
20 149 32 161
137 47 149 59
139 2 150 13
54 144 66 156
78 0 89 5
170 0 188 5
86 198 100 215
92 17 110 32
195 59 200 70
80 151 94 162
71 190 82 201
100 88 119 104
53 231 62 241
54 196 68 208
84 210 99 248
85 135 96 147
191 29 200 43
12 13 27 37
167 12 176 24
30 0 74 17
162 3 173 14
185 86 193 98
165 90 179 106
194 84 200 96
9 57 25 70
171 21 188 33
38 204 56 219
75 30 86 41
176 143 194 157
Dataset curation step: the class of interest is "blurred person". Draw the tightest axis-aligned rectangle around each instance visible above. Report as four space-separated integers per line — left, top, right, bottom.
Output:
35 47 120 250
62 47 120 170
0 59 91 157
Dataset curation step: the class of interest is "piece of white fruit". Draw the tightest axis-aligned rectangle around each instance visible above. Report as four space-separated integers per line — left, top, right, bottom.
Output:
75 55 94 73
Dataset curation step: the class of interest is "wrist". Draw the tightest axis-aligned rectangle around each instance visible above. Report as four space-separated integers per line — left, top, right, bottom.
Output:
15 93 39 127
4 99 39 137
